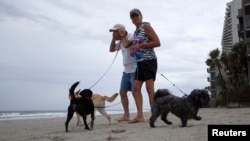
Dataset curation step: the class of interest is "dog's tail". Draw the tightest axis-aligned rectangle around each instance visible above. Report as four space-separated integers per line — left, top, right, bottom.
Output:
154 89 171 100
69 81 80 100
103 93 118 102
68 89 81 100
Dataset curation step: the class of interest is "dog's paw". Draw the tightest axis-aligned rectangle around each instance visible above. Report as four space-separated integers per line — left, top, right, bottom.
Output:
149 122 156 128
90 121 94 129
180 123 188 127
150 125 156 128
87 128 93 130
85 126 93 130
194 116 202 120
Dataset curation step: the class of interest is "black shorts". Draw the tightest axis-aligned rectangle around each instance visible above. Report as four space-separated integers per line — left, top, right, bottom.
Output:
135 59 157 81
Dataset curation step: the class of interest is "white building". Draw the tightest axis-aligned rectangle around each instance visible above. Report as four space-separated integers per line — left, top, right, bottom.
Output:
208 0 242 98
221 0 242 54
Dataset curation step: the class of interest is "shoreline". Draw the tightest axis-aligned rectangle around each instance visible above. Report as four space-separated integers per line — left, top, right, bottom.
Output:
0 109 150 121
0 107 250 141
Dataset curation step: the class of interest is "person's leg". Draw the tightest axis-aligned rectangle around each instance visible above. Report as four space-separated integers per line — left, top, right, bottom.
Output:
143 59 157 108
116 89 130 121
116 72 130 121
145 78 155 108
128 80 144 123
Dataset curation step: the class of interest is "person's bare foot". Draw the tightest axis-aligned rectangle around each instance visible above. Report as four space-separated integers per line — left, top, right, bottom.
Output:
128 117 145 123
115 117 130 122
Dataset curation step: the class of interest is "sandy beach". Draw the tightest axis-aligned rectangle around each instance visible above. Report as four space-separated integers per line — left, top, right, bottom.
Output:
0 107 249 141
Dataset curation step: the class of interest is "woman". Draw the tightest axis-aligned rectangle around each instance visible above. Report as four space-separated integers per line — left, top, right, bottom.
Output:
122 8 161 123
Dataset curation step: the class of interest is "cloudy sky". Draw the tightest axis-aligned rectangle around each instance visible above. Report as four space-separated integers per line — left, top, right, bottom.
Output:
0 0 231 111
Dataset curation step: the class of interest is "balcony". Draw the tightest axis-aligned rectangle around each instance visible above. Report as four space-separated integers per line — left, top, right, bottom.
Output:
205 86 216 91
207 77 210 82
207 75 217 82
207 68 215 73
238 9 243 18
243 0 250 5
207 77 214 82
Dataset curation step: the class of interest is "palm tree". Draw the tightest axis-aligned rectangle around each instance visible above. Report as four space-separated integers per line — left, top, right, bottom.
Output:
206 48 226 89
206 45 250 107
230 42 249 87
223 43 248 89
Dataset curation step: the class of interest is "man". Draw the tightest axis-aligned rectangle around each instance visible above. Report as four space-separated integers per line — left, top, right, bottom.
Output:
109 24 136 121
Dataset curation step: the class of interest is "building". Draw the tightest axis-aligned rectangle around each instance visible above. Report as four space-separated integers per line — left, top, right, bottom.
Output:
207 66 219 98
207 0 250 98
207 0 242 98
241 0 250 86
221 0 242 54
237 0 250 86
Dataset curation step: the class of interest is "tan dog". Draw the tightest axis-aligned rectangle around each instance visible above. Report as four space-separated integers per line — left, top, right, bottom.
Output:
69 91 118 125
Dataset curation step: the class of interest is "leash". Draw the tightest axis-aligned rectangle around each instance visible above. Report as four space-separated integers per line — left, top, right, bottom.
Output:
89 41 121 89
94 102 121 109
88 41 134 108
161 73 188 96
133 52 188 97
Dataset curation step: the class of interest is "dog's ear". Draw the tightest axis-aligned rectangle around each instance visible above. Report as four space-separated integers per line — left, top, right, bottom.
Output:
189 89 198 98
191 89 210 107
200 90 210 104
194 90 201 102
190 89 202 104
80 89 93 97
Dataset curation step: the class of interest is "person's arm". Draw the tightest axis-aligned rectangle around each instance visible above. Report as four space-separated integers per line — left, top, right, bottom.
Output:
109 37 117 52
137 23 161 49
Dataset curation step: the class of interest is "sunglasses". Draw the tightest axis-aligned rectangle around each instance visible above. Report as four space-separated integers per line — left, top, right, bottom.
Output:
130 14 139 18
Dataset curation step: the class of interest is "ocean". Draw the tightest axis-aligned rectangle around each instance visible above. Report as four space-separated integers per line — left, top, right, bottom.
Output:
0 109 150 121
0 110 67 120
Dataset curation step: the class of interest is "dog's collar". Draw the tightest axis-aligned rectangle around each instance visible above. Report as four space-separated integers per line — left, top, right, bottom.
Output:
85 97 92 100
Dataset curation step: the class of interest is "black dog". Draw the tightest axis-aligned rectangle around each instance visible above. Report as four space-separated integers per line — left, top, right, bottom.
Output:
65 81 95 132
150 89 210 128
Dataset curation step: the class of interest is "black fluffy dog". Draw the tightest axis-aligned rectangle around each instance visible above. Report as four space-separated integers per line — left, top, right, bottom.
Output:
65 81 94 132
150 89 210 128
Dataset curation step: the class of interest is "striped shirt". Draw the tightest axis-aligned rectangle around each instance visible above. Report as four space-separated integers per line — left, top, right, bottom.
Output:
133 22 157 61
